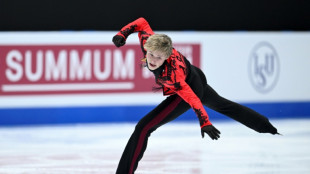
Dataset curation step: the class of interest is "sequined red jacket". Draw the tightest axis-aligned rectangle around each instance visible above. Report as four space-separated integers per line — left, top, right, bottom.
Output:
115 17 211 128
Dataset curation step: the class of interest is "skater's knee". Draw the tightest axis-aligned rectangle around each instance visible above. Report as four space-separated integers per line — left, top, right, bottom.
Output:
134 122 145 133
134 121 158 137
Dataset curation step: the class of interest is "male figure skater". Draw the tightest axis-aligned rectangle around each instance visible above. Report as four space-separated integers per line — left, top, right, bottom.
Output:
112 17 279 174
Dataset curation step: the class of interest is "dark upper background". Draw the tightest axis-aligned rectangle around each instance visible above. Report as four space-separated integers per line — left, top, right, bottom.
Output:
0 0 309 31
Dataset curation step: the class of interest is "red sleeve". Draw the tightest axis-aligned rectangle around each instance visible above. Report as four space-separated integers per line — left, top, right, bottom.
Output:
172 79 212 128
116 17 154 54
160 50 212 128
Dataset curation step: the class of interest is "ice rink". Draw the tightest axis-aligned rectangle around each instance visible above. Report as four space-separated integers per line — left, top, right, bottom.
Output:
0 118 309 174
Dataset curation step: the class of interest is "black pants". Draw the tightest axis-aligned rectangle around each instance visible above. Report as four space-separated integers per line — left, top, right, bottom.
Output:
116 66 277 174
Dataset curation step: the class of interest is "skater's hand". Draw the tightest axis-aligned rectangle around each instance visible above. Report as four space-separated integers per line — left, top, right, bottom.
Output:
112 35 126 47
201 125 221 140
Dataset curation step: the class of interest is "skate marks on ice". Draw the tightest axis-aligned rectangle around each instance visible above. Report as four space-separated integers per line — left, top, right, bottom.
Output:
0 119 309 174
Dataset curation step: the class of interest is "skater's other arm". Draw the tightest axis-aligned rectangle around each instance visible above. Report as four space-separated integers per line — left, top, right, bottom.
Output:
164 80 220 140
174 80 212 128
112 17 154 54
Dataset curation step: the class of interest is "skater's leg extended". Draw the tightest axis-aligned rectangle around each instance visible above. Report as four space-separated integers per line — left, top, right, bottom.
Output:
202 84 278 134
116 95 190 174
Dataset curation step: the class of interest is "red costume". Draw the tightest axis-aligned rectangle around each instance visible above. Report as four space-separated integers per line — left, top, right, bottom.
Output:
113 18 278 174
115 17 211 128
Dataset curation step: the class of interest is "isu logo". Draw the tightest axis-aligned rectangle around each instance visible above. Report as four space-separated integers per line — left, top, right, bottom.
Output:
248 42 280 93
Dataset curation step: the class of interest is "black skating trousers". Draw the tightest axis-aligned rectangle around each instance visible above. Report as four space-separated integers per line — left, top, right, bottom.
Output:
116 65 277 174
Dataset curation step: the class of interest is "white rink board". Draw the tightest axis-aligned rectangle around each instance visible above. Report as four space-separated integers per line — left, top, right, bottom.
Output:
0 31 309 107
165 32 310 102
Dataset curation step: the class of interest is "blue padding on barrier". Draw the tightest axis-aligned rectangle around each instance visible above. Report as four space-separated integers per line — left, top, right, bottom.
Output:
0 101 309 126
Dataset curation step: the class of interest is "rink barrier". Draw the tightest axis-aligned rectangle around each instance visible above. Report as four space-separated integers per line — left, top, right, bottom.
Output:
1 32 310 126
0 101 309 126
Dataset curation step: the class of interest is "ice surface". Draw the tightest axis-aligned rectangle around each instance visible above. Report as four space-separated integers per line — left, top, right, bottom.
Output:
0 119 309 174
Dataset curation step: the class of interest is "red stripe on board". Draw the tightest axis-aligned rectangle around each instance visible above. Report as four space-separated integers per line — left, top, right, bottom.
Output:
129 97 183 174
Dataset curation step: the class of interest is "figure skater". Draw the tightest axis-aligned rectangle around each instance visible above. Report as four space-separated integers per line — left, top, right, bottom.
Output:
112 17 279 174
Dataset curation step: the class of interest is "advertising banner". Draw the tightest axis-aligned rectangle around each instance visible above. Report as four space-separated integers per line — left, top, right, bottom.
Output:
0 32 309 125
0 44 200 96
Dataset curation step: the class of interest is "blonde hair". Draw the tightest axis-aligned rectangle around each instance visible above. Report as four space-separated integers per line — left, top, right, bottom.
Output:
144 34 173 58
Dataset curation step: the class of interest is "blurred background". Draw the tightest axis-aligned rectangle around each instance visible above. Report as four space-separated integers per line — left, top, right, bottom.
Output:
1 1 310 174
0 0 309 125
1 0 310 31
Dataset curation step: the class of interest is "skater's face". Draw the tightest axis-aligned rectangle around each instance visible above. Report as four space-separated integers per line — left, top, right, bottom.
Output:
146 50 168 70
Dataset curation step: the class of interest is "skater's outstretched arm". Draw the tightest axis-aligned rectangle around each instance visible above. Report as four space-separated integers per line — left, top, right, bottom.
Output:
159 56 221 140
173 81 221 140
112 17 154 55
